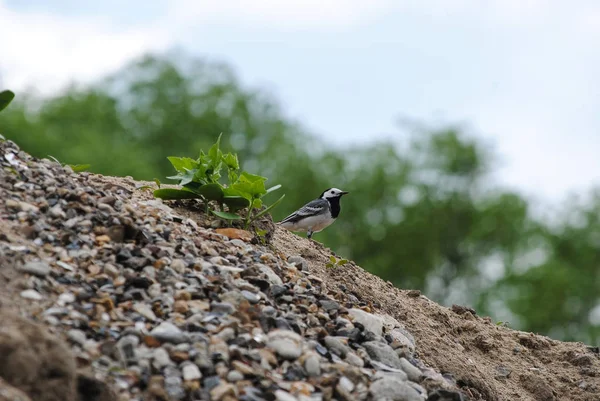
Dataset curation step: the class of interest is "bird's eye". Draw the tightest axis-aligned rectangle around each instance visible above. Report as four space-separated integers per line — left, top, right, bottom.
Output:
331 191 334 194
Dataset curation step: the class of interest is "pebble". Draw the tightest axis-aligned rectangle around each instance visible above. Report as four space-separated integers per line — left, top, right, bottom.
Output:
400 358 423 382
348 308 385 336
363 341 404 369
267 330 303 360
149 322 187 344
226 370 244 382
153 347 173 369
18 261 51 277
20 289 43 300
182 362 202 381
275 389 298 401
304 354 321 377
67 329 87 346
369 377 424 401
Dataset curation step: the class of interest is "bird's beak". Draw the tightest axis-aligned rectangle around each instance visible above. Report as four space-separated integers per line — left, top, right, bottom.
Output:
341 191 349 195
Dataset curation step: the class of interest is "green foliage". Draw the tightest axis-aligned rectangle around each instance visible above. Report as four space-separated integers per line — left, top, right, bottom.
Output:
326 255 349 269
0 90 15 112
154 133 284 229
2 51 600 344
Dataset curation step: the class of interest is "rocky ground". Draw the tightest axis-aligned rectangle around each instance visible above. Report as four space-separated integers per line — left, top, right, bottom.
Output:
0 137 599 401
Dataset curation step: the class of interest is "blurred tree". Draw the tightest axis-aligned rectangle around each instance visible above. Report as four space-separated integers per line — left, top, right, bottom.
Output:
1 51 599 344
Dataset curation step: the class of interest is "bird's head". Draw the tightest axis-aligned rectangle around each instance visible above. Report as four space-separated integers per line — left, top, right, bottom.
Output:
320 187 349 199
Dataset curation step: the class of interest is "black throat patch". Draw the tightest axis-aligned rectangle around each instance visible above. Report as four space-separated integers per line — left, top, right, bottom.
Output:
328 196 342 218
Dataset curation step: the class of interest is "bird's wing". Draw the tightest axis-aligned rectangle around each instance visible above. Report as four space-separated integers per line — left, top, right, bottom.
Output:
280 199 329 223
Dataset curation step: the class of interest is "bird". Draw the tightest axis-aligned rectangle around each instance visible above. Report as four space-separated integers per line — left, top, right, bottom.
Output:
278 187 349 239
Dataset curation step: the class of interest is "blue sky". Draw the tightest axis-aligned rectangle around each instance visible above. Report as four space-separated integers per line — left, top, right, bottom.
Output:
1 0 599 206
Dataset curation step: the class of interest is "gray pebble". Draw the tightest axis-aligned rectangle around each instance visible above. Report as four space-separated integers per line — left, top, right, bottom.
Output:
400 358 423 382
363 341 404 370
149 322 187 344
18 261 51 277
20 289 43 300
348 308 384 336
152 347 172 369
369 377 425 401
226 370 244 382
182 362 202 381
304 354 321 377
67 329 87 346
324 336 350 358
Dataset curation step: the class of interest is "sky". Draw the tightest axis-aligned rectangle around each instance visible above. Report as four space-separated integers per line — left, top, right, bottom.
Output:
1 0 599 207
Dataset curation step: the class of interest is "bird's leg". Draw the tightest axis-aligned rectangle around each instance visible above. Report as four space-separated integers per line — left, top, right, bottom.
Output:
307 229 313 239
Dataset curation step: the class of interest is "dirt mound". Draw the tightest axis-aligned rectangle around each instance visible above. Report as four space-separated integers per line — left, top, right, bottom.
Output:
272 224 600 401
0 137 599 401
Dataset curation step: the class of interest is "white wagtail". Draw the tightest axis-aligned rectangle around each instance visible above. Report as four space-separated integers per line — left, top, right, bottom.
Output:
278 188 349 239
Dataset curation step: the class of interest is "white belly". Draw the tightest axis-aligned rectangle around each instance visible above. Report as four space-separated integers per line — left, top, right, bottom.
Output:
281 214 335 233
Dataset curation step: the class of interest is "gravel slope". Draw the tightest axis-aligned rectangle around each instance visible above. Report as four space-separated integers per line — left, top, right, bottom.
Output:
0 138 598 401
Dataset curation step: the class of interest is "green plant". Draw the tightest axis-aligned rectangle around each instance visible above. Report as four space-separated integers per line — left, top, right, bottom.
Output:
48 156 91 172
326 255 349 269
153 134 285 229
0 90 15 112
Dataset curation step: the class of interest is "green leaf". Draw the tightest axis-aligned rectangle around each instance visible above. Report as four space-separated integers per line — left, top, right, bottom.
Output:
68 164 91 172
223 196 251 211
136 185 154 191
266 184 282 194
254 193 285 219
48 155 61 164
256 228 267 237
0 90 15 112
184 183 224 201
337 259 349 266
252 198 263 210
154 178 161 188
153 188 201 200
329 256 336 263
167 156 197 174
211 210 242 220
223 152 239 170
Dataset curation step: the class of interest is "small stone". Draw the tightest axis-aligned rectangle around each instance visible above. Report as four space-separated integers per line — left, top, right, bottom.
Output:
287 255 308 271
20 289 43 300
267 329 303 360
369 377 423 401
338 376 355 393
226 370 244 382
170 259 187 274
304 354 321 377
134 303 157 321
399 358 423 382
274 389 298 401
363 341 404 369
217 327 236 342
149 322 187 344
256 263 283 285
324 336 350 358
173 300 189 314
241 290 261 304
103 263 120 277
348 308 385 336
319 300 339 311
67 329 87 346
152 347 172 369
48 204 66 218
95 234 112 244
18 261 51 277
58 292 76 305
209 382 235 400
345 352 365 367
117 335 140 364
182 363 202 381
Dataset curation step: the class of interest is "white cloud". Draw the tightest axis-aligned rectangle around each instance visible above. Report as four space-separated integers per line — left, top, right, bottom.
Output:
165 0 400 30
0 0 170 94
